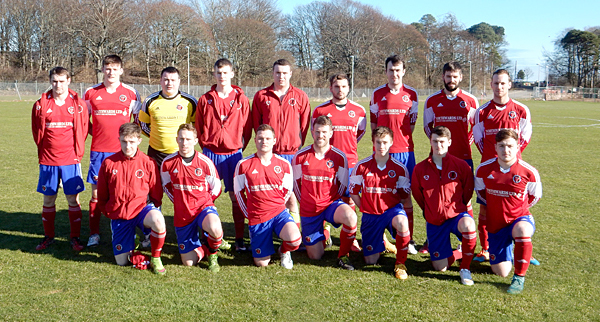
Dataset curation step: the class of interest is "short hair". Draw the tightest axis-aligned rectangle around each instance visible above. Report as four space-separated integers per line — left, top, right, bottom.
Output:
103 55 122 68
161 66 180 78
48 66 70 80
329 73 348 86
492 69 512 82
431 126 451 139
385 55 405 70
177 123 197 137
256 124 275 136
442 62 462 74
313 115 333 128
372 126 394 141
495 128 519 142
119 122 141 138
273 59 292 70
214 58 233 70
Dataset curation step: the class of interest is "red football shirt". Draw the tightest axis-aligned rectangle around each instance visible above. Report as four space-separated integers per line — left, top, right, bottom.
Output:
370 84 418 153
35 98 78 166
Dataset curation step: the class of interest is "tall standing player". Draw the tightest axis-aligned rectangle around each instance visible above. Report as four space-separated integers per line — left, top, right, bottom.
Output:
349 127 412 279
370 55 419 254
472 69 532 262
97 123 167 275
292 116 358 270
85 55 141 247
412 126 477 285
252 59 311 228
234 124 302 269
137 67 196 166
161 124 224 271
32 67 88 251
196 58 252 252
475 129 542 294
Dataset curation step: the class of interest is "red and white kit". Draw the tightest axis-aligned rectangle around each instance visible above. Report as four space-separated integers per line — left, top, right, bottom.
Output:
474 158 542 233
85 83 141 152
423 89 478 160
349 156 411 215
161 152 222 227
292 146 348 217
251 84 311 155
196 84 252 154
370 85 418 153
234 154 293 225
97 150 163 220
312 100 366 168
473 99 532 162
411 154 474 225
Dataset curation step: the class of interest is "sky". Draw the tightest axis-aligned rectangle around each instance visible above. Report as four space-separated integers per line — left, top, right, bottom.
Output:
278 0 599 81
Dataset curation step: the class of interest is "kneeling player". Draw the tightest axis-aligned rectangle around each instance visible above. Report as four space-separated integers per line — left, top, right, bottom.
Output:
161 124 224 271
234 124 302 268
97 123 167 275
349 126 412 279
292 116 358 270
475 129 542 294
412 126 477 285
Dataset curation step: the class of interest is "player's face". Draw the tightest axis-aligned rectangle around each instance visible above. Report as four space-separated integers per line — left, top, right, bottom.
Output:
430 134 451 156
161 72 180 96
120 135 142 158
443 70 462 92
177 129 198 157
373 134 393 157
102 63 123 84
255 130 276 153
495 137 519 164
330 79 349 101
214 65 234 87
491 73 512 99
312 123 333 148
273 65 292 89
50 74 71 96
386 62 405 87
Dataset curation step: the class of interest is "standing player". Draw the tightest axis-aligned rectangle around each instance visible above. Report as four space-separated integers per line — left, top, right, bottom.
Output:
233 124 302 268
32 67 88 251
251 59 311 227
161 124 224 271
85 55 141 247
349 127 412 279
370 55 419 254
475 129 541 294
97 123 167 275
421 61 479 253
472 69 532 262
137 67 196 166
292 116 358 270
196 58 252 252
411 126 477 285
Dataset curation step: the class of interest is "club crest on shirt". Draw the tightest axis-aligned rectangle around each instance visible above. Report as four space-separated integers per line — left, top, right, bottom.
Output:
255 248 261 255
388 170 396 178
402 95 410 102
424 175 429 180
179 244 185 250
119 94 127 102
68 106 75 114
289 98 296 106
112 169 118 175
508 111 517 119
135 169 144 178
326 160 334 168
448 171 458 180
460 101 467 108
348 110 356 118
274 166 282 174
513 175 522 184
116 244 123 251
176 104 183 111
195 168 203 176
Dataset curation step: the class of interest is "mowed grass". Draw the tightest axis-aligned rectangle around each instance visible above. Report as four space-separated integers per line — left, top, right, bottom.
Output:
1 98 599 321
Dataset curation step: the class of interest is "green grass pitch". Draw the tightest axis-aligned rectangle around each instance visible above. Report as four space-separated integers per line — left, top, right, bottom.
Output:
0 98 599 320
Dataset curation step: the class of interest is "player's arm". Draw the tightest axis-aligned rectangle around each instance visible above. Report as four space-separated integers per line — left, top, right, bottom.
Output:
282 162 294 203
369 93 378 131
410 168 425 211
422 97 434 138
130 89 142 122
137 97 152 137
195 96 205 149
395 166 411 200
474 166 486 204
349 167 363 210
251 92 263 133
204 159 222 201
233 162 249 218
336 153 349 196
291 154 302 202
409 97 418 133
160 161 175 203
472 108 484 154
85 88 94 135
96 162 110 215
31 101 44 147
467 106 476 146
462 164 475 206
186 95 198 126
148 160 163 207
356 108 367 143
299 95 311 146
241 95 253 151
519 105 533 152
526 169 543 208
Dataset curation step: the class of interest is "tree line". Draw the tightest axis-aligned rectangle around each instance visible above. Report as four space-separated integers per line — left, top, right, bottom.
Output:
546 28 600 88
2 0 510 90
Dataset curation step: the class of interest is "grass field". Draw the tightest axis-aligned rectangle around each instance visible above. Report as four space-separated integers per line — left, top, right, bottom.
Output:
1 99 599 321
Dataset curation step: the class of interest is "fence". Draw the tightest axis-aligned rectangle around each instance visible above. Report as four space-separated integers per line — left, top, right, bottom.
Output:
533 86 600 102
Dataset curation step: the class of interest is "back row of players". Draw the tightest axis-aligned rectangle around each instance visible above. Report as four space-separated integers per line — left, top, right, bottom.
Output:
32 54 540 294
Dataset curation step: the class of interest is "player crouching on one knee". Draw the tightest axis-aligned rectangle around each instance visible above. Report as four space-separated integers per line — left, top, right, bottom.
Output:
97 123 167 275
411 126 477 285
349 126 412 279
161 123 225 272
475 129 542 294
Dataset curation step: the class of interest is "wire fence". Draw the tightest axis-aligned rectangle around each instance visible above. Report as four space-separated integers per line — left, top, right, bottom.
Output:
533 86 600 102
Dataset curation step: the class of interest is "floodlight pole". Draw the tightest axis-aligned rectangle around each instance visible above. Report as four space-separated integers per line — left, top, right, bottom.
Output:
545 64 549 89
186 46 190 92
350 55 355 101
468 60 472 93
536 63 540 87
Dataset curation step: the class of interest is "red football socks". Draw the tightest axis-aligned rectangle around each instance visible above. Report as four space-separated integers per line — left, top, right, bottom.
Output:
42 206 56 238
338 225 357 258
68 204 82 238
460 231 477 270
150 230 166 258
514 236 533 276
89 198 101 235
281 236 301 253
232 202 245 239
207 233 223 254
405 205 414 239
395 230 411 265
